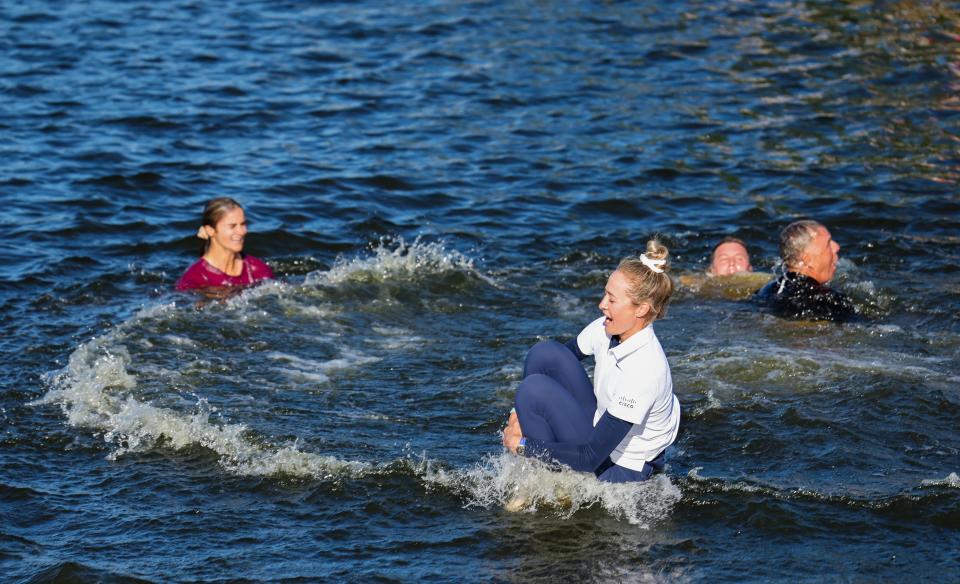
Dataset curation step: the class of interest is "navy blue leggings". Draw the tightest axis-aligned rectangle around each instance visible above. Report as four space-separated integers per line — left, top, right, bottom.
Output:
516 340 596 443
515 341 662 483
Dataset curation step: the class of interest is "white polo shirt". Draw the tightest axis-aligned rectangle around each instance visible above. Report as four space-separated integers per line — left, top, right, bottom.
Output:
576 316 680 472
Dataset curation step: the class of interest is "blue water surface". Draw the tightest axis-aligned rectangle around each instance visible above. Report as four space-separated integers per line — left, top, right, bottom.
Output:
2 0 960 582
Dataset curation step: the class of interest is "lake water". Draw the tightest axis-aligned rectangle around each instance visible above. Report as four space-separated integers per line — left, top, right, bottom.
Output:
3 0 960 581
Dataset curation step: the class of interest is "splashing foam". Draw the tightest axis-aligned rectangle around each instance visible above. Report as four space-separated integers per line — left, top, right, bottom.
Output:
33 327 368 480
689 388 722 416
685 467 766 494
921 472 960 488
267 350 380 384
422 452 681 527
304 236 497 287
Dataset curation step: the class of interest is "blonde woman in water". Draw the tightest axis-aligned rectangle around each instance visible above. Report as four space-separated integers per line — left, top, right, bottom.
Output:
503 239 680 482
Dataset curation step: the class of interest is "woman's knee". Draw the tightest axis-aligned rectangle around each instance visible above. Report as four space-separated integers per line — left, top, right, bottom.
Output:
515 373 555 410
523 340 569 375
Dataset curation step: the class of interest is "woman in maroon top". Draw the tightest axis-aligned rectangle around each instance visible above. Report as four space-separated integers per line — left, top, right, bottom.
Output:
176 197 274 292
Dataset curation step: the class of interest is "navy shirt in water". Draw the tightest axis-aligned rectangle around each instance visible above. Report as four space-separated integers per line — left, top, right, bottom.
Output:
755 271 856 322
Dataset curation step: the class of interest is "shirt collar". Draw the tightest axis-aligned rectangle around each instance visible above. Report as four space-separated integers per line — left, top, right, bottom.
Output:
608 325 654 362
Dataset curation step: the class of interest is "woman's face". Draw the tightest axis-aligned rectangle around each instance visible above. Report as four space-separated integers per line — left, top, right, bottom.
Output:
598 270 649 341
205 207 247 254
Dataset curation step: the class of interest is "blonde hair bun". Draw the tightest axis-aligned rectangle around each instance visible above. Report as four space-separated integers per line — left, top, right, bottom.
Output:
643 239 670 269
616 238 674 321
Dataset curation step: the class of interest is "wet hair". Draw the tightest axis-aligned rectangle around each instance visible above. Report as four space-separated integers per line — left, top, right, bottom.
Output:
199 197 243 253
616 238 674 321
710 236 750 265
779 220 822 270
711 236 748 258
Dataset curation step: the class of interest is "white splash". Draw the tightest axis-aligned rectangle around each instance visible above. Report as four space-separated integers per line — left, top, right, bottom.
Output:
423 452 682 527
921 472 960 488
267 350 380 384
162 334 198 347
689 389 722 416
364 325 426 350
686 467 765 494
33 326 369 480
304 236 498 288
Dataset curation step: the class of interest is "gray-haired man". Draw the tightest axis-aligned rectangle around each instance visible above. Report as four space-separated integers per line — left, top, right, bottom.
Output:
755 220 856 321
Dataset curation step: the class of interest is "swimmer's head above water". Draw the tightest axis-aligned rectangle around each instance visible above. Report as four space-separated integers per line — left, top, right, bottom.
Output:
708 237 752 276
197 197 247 256
779 219 840 284
599 239 674 341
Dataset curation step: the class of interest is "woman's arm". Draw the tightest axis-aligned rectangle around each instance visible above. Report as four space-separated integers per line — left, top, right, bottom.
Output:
522 411 633 472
